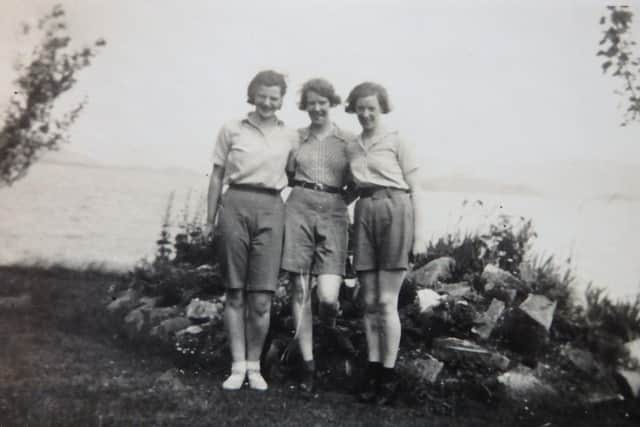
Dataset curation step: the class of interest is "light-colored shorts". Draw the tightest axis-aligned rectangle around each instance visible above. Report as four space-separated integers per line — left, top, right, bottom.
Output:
353 189 414 271
216 186 284 292
281 187 349 275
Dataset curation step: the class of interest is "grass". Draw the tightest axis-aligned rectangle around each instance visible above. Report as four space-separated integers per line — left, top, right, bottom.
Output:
0 266 638 426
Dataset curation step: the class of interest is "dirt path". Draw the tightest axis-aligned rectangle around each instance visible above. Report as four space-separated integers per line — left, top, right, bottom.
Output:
0 267 636 426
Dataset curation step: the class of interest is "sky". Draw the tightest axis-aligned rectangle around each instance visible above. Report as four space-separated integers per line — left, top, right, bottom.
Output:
1 0 639 180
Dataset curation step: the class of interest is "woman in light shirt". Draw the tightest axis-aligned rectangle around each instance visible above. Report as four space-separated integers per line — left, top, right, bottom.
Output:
205 70 298 391
345 81 426 405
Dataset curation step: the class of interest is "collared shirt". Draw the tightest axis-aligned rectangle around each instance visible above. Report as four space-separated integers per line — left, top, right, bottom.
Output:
212 114 298 190
287 124 354 188
346 130 419 190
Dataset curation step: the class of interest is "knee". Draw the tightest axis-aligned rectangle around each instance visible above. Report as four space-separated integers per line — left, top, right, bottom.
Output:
225 290 244 310
378 297 398 316
363 298 378 316
249 294 272 317
292 281 311 305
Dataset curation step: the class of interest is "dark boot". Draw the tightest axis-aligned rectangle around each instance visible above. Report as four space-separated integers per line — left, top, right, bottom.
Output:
375 367 399 406
299 360 316 394
357 361 381 403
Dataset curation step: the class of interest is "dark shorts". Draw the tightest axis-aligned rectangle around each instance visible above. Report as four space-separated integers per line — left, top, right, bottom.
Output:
216 186 285 292
353 190 414 271
281 187 349 275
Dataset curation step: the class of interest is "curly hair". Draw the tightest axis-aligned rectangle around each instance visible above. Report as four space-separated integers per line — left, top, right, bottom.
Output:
344 82 392 114
298 78 342 110
246 70 287 105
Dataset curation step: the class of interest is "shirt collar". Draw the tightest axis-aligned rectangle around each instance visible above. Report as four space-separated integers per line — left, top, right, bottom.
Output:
300 123 346 143
242 112 284 130
356 129 397 148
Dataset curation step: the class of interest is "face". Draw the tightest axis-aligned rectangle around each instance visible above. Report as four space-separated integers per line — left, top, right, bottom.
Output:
253 85 283 120
355 94 381 132
305 91 331 126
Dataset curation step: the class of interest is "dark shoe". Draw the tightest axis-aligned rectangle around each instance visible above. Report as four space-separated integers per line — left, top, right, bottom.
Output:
375 367 399 406
357 362 381 403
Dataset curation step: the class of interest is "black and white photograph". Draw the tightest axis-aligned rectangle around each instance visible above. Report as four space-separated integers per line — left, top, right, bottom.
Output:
1 1 639 425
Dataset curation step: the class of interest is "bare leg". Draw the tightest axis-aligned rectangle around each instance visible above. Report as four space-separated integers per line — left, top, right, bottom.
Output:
358 271 380 362
224 289 246 363
377 269 406 368
246 291 272 362
316 274 342 327
291 274 314 361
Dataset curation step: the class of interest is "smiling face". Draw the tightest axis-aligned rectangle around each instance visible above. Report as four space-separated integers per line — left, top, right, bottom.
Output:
305 91 331 127
355 94 382 133
253 85 283 120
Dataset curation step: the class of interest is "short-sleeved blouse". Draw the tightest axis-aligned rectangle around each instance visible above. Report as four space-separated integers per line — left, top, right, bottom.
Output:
345 130 419 190
212 114 298 190
287 124 353 188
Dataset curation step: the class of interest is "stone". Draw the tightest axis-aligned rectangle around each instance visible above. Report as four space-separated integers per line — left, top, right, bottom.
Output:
176 325 204 338
432 337 510 372
472 298 505 340
106 289 139 318
138 296 159 309
498 308 549 363
123 308 146 338
408 256 456 289
481 264 530 294
150 317 192 341
0 294 32 310
407 355 444 384
154 369 188 392
519 294 557 332
186 298 221 322
614 369 640 399
147 306 180 326
416 289 443 313
438 282 474 300
625 338 640 366
498 365 556 400
562 345 603 377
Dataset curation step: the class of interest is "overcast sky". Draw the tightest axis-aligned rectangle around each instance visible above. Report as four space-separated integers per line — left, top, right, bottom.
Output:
1 0 639 177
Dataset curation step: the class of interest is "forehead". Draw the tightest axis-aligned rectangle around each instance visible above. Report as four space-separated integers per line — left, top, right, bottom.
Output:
255 85 283 98
306 90 329 102
355 94 380 108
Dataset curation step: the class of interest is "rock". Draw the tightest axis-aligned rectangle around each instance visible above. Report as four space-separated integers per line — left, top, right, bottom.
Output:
186 298 221 322
625 338 640 366
481 264 530 295
498 365 556 400
176 325 204 338
138 296 159 309
150 317 192 341
449 300 478 330
106 289 139 318
403 355 444 384
473 298 505 340
154 369 188 392
432 337 510 372
438 282 475 300
408 256 456 289
562 345 604 377
499 308 549 364
123 308 146 338
0 294 32 310
416 289 443 313
614 369 640 399
586 392 624 405
147 306 180 326
519 294 556 332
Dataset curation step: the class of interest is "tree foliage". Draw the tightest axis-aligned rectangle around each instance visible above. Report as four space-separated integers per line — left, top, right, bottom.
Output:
598 5 640 126
0 4 105 186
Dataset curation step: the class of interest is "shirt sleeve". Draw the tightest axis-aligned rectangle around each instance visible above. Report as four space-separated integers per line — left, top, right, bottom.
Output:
211 124 231 167
396 133 419 176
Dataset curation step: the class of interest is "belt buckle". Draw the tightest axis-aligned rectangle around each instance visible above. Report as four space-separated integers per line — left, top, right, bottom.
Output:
315 183 325 191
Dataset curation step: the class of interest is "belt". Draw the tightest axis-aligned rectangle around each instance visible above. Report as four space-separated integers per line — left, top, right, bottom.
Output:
292 180 342 194
358 187 410 199
228 183 280 195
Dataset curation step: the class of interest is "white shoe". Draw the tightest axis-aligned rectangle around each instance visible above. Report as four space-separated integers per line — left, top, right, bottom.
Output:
222 362 246 390
247 369 268 391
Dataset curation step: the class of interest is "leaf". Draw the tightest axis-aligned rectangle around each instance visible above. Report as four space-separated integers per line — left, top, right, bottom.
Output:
600 16 606 25
602 60 613 73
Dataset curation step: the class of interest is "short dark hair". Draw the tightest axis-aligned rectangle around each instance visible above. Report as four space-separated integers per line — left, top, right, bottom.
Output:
345 82 392 114
246 70 287 105
298 78 342 110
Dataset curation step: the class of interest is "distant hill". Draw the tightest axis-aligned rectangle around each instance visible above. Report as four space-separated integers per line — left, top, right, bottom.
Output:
424 174 540 196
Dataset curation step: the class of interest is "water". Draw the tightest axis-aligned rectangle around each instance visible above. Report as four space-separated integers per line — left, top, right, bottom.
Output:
1 162 638 301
